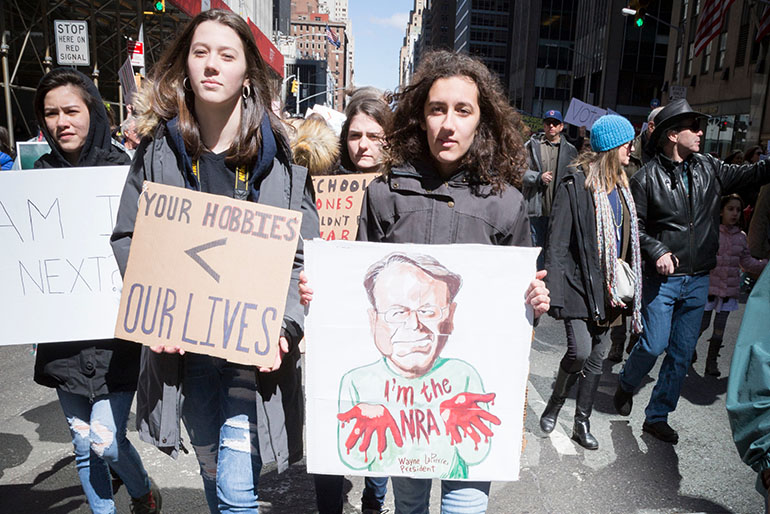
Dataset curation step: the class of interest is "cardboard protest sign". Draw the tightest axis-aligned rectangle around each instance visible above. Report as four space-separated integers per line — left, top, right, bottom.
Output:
0 166 129 345
564 98 607 129
312 172 378 241
115 182 301 367
304 240 538 481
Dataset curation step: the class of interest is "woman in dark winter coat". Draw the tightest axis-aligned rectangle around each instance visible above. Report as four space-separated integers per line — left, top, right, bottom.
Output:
540 114 643 450
32 68 160 514
301 49 550 514
310 88 393 514
110 9 318 513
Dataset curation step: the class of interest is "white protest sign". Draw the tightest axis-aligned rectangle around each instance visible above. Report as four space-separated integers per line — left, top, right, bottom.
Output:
0 166 129 345
305 240 538 481
564 98 607 129
54 20 90 66
670 85 687 101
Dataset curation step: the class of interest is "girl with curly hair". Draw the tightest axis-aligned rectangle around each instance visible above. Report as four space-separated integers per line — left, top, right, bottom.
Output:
301 49 550 514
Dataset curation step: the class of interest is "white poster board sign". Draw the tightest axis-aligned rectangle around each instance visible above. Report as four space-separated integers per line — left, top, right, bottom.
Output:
564 98 607 130
670 85 687 101
54 20 90 66
0 166 129 345
305 240 537 481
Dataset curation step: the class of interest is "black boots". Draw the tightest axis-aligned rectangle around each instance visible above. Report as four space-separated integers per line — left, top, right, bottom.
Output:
705 338 722 376
572 373 601 450
539 367 579 434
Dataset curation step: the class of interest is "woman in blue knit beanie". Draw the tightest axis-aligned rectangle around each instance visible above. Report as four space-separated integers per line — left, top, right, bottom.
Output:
540 114 643 450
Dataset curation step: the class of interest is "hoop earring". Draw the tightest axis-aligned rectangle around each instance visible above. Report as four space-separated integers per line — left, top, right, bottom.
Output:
183 77 192 91
242 83 252 99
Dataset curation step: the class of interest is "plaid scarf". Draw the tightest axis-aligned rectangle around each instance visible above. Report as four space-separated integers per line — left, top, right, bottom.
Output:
593 185 643 333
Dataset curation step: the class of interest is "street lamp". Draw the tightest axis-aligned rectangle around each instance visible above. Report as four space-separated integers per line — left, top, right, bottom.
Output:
620 7 685 86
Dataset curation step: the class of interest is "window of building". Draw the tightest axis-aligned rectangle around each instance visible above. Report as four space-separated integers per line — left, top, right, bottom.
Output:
681 0 689 23
673 45 682 82
693 0 701 16
701 40 712 74
715 32 727 70
686 42 694 75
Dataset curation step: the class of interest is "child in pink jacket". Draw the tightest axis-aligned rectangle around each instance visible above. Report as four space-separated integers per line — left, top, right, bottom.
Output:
698 194 767 376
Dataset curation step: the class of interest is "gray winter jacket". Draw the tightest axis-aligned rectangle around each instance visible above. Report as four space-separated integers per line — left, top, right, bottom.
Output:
357 161 530 246
522 133 578 217
110 122 319 471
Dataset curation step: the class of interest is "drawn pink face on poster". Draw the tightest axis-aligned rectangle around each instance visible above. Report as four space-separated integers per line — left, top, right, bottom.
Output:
367 262 456 378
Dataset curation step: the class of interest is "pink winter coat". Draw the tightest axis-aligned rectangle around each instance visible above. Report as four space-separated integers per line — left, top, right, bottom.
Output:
709 224 768 298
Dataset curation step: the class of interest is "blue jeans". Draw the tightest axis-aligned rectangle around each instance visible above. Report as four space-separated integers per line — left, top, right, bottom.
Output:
57 389 151 514
182 354 262 513
391 477 489 514
619 273 709 423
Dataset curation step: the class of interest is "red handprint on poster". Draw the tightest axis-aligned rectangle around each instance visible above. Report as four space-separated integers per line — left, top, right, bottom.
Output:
440 392 501 449
338 402 404 461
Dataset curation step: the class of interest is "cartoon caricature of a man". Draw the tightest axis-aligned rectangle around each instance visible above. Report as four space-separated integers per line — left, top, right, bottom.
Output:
337 252 500 479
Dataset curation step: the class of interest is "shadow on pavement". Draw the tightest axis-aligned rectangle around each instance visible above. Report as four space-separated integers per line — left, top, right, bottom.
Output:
0 433 32 479
508 420 730 513
21 401 72 444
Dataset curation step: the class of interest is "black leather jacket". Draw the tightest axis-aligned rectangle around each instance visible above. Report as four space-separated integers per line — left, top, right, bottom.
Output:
631 152 770 276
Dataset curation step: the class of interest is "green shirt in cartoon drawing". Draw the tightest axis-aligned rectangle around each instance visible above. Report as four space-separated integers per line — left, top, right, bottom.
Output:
338 356 497 478
336 252 501 479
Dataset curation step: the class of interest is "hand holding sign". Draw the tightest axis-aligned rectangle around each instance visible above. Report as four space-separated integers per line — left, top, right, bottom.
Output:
440 392 501 449
338 402 404 461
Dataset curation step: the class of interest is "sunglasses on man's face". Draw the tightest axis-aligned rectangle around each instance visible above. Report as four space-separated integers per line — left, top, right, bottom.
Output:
676 119 703 132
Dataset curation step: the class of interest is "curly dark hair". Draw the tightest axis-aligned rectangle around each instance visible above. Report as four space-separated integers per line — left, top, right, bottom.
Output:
386 50 526 191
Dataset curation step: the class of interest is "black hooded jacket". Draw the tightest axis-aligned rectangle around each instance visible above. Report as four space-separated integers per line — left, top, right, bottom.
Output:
33 69 130 168
32 69 138 397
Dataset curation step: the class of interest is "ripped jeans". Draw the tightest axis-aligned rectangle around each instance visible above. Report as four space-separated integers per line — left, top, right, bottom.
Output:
182 354 262 513
56 389 151 514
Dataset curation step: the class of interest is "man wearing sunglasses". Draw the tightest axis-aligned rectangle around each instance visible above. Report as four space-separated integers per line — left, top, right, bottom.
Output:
613 99 770 444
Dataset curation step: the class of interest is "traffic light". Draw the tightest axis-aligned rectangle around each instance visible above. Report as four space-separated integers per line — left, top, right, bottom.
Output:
291 79 298 95
719 120 729 131
628 0 648 28
153 0 165 12
634 10 646 27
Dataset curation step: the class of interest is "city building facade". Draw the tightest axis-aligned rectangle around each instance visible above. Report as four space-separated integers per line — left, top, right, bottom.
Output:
663 0 770 154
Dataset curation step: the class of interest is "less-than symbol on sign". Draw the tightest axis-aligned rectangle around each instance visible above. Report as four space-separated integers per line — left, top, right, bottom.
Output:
185 238 227 282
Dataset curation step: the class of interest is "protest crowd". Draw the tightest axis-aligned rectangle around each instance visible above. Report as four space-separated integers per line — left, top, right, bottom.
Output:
6 6 770 514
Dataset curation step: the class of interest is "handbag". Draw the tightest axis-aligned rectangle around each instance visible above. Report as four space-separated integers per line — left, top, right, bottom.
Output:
616 259 636 303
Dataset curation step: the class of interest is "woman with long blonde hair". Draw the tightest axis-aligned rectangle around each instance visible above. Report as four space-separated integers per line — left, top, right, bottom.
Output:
541 114 643 450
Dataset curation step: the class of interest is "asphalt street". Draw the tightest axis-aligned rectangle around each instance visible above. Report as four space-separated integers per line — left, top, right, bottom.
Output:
0 305 762 513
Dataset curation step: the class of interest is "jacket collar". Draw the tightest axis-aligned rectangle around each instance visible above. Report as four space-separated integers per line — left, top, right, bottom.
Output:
165 114 278 199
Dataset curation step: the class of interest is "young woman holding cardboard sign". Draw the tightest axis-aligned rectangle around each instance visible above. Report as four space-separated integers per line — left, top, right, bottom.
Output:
300 50 550 514
31 68 161 514
111 9 318 513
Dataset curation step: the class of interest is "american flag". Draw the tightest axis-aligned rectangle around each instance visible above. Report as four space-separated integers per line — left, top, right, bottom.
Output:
694 0 736 56
325 25 341 49
757 6 770 43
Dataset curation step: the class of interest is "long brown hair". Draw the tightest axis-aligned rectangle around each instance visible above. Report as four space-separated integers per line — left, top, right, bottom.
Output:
141 9 286 165
339 90 392 172
574 147 628 193
387 50 526 191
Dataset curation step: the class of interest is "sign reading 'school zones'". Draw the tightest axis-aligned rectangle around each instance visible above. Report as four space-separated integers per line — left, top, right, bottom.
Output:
115 182 302 367
313 172 378 241
0 166 129 345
